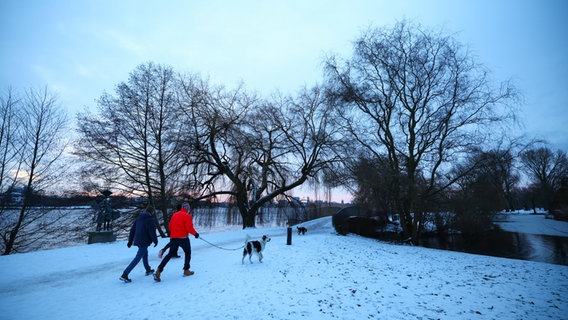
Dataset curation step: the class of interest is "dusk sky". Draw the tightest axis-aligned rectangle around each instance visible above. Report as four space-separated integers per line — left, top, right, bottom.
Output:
1 0 567 152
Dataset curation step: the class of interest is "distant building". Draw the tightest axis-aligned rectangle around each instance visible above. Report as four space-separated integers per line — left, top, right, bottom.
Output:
1 186 25 206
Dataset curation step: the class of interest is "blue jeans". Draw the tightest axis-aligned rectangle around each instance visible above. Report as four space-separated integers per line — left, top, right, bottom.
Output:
123 246 151 275
158 237 191 271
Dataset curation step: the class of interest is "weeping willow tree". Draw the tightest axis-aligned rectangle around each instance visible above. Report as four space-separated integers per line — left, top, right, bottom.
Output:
181 85 342 228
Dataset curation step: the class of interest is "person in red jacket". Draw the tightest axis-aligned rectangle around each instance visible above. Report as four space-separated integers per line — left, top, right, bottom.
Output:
154 202 199 282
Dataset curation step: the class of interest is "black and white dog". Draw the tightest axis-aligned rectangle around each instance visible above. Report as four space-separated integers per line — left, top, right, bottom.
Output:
242 234 271 264
297 226 307 235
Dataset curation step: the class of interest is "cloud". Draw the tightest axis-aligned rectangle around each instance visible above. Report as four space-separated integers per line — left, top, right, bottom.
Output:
103 29 147 57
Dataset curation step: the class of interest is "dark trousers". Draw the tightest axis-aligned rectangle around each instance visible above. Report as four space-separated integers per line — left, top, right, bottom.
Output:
158 237 191 271
123 246 151 275
160 242 179 256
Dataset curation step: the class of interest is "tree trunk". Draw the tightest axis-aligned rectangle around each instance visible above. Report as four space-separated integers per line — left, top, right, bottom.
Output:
155 214 167 237
3 221 21 255
242 210 256 229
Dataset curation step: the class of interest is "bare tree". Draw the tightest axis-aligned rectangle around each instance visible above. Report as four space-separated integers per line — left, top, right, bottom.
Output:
180 85 341 228
521 146 568 211
481 149 520 212
0 88 21 195
446 144 527 234
325 21 518 242
1 87 69 255
350 155 399 214
449 154 507 235
75 63 184 236
461 138 527 212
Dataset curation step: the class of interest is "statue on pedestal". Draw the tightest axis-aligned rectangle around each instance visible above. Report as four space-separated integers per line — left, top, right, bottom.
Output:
88 190 120 244
93 190 120 232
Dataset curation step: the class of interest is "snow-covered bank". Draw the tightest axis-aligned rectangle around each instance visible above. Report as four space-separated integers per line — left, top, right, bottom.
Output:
495 214 568 237
0 217 566 320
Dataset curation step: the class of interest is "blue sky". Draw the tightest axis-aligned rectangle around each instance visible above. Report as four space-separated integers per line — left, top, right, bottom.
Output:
1 0 567 152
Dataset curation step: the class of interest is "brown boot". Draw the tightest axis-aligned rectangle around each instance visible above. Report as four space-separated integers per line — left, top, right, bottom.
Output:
153 268 162 282
183 269 194 277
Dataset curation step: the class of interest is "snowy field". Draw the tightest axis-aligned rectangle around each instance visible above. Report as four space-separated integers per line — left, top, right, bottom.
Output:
1 216 567 320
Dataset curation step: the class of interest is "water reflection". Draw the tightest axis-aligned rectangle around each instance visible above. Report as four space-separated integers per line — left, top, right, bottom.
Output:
419 228 568 266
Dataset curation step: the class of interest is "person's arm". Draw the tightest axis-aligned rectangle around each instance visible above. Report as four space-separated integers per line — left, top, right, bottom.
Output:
186 214 198 238
149 219 158 247
127 220 136 247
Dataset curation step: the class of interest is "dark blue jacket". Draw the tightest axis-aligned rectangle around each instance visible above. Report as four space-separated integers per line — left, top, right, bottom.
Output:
128 211 158 247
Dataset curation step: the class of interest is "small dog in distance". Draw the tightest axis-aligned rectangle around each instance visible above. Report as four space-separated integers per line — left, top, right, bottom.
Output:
297 226 307 235
242 234 271 264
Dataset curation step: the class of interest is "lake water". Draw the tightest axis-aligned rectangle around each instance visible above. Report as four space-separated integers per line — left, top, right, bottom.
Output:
419 227 568 266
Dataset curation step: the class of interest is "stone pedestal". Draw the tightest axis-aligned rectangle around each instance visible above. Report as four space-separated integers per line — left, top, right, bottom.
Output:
88 231 116 244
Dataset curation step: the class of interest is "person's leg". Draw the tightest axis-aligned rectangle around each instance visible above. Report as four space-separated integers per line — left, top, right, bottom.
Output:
172 239 180 257
140 246 151 272
158 240 178 271
180 238 191 271
164 240 179 258
159 241 170 259
155 239 178 282
123 246 144 275
172 245 180 257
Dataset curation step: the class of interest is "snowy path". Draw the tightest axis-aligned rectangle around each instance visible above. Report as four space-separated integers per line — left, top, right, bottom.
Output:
1 217 567 320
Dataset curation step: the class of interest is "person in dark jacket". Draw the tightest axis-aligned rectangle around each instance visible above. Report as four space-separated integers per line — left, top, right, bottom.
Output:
120 205 158 283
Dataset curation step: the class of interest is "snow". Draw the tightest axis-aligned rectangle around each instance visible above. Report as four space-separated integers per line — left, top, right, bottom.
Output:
496 213 568 237
1 216 567 320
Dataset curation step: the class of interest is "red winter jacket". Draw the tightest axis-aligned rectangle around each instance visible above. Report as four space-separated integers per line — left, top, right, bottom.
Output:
168 207 197 239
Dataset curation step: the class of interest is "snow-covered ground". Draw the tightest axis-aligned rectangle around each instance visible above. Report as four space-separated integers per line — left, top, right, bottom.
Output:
496 213 568 237
0 216 567 320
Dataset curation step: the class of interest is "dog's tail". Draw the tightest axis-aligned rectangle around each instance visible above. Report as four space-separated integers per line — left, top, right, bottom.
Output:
245 234 251 243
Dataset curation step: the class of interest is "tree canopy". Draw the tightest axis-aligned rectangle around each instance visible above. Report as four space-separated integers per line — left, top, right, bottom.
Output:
325 21 519 241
